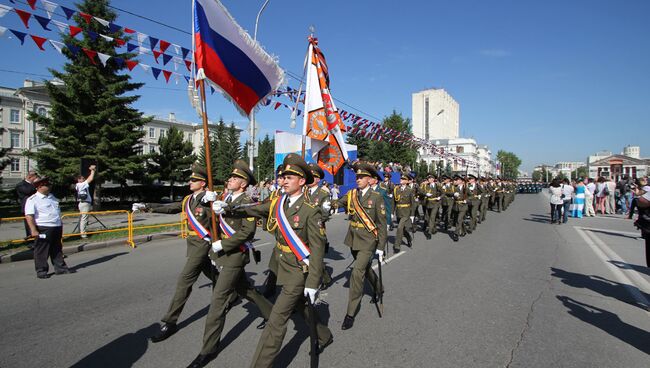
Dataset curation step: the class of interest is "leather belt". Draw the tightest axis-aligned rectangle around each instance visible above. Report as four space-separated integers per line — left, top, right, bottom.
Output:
397 204 410 208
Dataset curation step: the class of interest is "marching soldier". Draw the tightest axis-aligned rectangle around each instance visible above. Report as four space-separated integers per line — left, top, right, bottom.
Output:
187 160 274 368
335 163 387 330
213 154 332 368
370 170 393 237
151 165 216 343
393 173 416 252
422 174 443 239
479 177 490 223
466 174 481 233
440 175 455 230
494 178 504 213
380 172 394 230
451 175 469 242
261 165 286 298
305 163 333 287
409 173 420 233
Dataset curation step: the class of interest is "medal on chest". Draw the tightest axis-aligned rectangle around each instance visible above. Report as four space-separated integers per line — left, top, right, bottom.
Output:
293 215 300 228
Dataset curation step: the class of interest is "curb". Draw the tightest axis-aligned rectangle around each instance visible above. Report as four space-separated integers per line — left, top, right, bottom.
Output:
0 231 182 264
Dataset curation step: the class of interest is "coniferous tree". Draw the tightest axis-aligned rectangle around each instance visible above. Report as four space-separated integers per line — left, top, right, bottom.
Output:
148 126 195 198
255 134 275 182
198 119 226 183
0 128 9 184
368 111 417 166
28 0 148 205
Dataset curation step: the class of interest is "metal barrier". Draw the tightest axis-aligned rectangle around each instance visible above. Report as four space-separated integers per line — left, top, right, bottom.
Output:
61 210 134 248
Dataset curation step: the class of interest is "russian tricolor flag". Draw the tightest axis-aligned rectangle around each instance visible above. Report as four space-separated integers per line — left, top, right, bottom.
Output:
193 0 284 116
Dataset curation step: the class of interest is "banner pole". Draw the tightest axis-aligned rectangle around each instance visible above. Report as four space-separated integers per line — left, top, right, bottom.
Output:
198 79 219 241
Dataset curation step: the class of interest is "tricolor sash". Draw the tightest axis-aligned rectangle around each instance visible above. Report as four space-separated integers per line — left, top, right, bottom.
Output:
274 194 310 261
348 190 378 238
184 195 210 239
219 193 253 252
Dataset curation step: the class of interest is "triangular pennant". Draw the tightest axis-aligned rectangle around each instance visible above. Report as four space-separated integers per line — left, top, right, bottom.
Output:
148 36 158 50
30 35 47 50
34 14 51 30
139 63 150 73
82 48 97 64
184 60 192 72
61 6 75 20
79 12 92 24
138 47 150 55
136 32 147 45
0 5 10 18
27 0 37 10
162 53 172 66
159 39 170 53
172 44 181 55
100 34 113 42
152 50 162 63
114 38 125 47
210 86 215 95
51 19 67 33
0 26 7 36
97 52 111 66
93 16 109 27
151 67 161 79
108 22 121 33
15 9 32 28
65 42 79 55
69 25 82 37
87 30 99 41
162 70 172 83
171 57 181 71
113 57 124 68
127 43 138 52
184 75 191 84
123 27 135 34
10 29 27 44
48 39 63 53
40 0 57 19
125 59 138 71
181 47 190 59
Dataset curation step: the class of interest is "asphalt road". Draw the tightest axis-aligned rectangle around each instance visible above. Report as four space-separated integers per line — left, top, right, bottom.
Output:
1 193 648 368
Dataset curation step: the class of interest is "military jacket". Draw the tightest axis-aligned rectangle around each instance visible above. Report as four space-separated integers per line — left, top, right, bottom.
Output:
441 183 456 206
422 183 443 208
304 186 331 221
466 183 481 201
393 185 416 217
453 184 470 205
181 192 213 258
380 181 394 196
210 192 256 268
336 188 388 252
231 194 326 289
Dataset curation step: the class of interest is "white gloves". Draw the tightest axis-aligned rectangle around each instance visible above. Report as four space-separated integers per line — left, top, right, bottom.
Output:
211 240 223 253
375 249 384 262
304 287 318 304
387 225 390 232
409 216 415 223
426 193 432 197
454 192 460 198
211 259 217 266
302 258 310 267
212 200 228 214
322 200 331 211
202 191 217 202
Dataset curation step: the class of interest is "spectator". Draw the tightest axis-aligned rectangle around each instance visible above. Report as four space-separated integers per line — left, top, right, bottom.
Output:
628 177 648 219
571 179 586 218
631 181 650 267
16 170 39 244
584 178 596 217
560 178 574 223
330 184 340 214
75 165 96 238
259 181 271 202
617 175 633 214
595 177 608 215
24 177 73 279
605 176 617 214
549 179 563 224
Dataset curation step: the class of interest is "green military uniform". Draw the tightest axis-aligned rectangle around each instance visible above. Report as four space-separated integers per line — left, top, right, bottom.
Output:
335 163 388 326
479 178 490 223
260 165 285 298
305 163 332 286
379 174 394 228
466 175 481 232
195 161 274 363
226 154 331 368
410 177 421 233
452 176 469 239
393 173 416 252
440 176 455 230
494 179 505 212
422 176 443 236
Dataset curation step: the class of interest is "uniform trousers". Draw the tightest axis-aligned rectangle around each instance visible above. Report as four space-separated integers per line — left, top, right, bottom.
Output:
34 226 67 276
454 203 468 236
394 216 412 250
468 199 480 231
162 255 215 324
480 197 490 222
441 202 453 228
347 249 381 316
425 202 440 234
200 265 273 355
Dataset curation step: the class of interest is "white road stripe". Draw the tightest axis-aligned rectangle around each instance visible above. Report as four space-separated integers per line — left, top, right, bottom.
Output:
574 226 650 311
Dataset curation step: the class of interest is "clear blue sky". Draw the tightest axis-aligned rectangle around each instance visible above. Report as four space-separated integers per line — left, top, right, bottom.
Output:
1 0 649 173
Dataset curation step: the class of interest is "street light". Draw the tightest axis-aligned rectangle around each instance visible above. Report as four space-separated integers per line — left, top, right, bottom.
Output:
249 0 271 170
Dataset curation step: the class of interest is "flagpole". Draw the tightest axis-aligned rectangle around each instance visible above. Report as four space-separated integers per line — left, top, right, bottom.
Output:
299 33 313 159
198 78 219 240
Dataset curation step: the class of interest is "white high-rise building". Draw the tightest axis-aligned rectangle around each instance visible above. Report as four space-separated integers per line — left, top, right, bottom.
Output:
412 88 459 140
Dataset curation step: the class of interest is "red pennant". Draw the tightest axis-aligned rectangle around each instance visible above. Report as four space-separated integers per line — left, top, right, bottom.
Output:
114 38 125 47
159 40 170 53
123 27 136 34
184 60 192 71
82 48 97 65
27 0 37 10
15 9 32 28
69 25 82 37
274 102 282 110
30 35 47 50
125 60 138 71
79 12 92 24
162 70 172 83
152 50 162 63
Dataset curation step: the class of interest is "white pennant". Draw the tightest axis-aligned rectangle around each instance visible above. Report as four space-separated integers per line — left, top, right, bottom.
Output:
97 52 111 67
139 63 150 73
172 57 182 71
100 34 113 42
174 74 180 85
0 25 7 37
49 39 64 53
138 47 150 55
136 32 148 45
51 19 68 33
172 44 181 55
40 0 58 19
0 4 11 18
93 16 110 27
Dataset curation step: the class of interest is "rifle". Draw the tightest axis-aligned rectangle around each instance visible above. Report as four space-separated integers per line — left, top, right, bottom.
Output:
306 297 319 368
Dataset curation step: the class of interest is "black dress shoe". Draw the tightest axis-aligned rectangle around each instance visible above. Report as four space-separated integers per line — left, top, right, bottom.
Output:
256 319 267 329
37 273 50 279
151 323 178 343
55 269 75 275
318 335 334 354
341 315 355 330
451 233 459 242
406 238 412 248
424 232 431 240
186 351 218 368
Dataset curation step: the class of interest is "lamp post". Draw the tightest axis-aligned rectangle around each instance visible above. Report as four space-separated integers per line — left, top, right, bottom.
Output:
248 0 271 170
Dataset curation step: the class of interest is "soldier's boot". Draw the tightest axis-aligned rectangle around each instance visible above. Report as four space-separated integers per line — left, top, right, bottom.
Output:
406 233 413 248
341 315 355 330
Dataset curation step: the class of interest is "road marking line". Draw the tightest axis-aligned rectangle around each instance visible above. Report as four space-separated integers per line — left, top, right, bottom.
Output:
574 226 650 311
372 250 406 271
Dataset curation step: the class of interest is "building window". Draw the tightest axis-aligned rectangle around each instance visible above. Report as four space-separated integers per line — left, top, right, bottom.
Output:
37 107 48 116
10 109 20 124
149 145 156 154
10 157 20 172
456 146 464 154
134 145 143 155
187 133 193 142
160 128 166 138
35 131 45 145
10 132 21 148
149 127 155 138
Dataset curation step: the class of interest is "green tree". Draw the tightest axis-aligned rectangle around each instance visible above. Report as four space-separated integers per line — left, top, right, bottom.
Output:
532 166 551 183
198 119 225 183
148 126 195 198
496 150 522 180
428 161 437 176
27 0 148 204
417 159 428 179
571 166 588 180
346 133 371 159
445 162 453 176
255 134 275 182
368 111 417 166
198 119 243 183
0 128 9 184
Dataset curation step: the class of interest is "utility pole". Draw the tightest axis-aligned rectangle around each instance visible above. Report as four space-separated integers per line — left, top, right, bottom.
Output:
249 0 271 170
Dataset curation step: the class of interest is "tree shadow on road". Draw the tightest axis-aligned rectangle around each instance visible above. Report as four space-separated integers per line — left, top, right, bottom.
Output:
551 267 649 310
556 295 650 355
587 229 641 240
608 260 650 277
70 252 129 272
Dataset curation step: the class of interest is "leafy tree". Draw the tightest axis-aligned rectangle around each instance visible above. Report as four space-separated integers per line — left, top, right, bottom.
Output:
255 134 274 182
496 150 522 180
346 133 371 159
428 161 437 176
571 166 588 180
148 126 195 198
445 162 453 176
0 128 9 184
27 0 148 205
417 159 428 179
532 166 551 183
368 111 417 166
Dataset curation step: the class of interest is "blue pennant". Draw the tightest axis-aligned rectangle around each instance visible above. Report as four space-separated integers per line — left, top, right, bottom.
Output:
184 75 191 84
61 6 76 20
108 22 122 34
87 30 99 41
127 43 138 52
66 43 80 56
162 54 172 66
10 30 27 45
113 57 124 68
148 36 159 50
34 15 52 31
181 47 190 59
151 67 161 80
210 86 215 95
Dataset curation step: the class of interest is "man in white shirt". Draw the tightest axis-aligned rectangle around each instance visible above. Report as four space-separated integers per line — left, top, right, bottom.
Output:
75 165 96 238
605 177 617 214
585 178 596 216
24 177 72 279
560 179 575 223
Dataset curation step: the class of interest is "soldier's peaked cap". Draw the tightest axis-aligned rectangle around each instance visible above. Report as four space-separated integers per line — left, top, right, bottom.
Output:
308 163 325 179
426 173 435 179
453 174 464 180
190 164 208 181
467 174 477 180
353 162 379 179
230 159 256 186
33 176 50 187
281 153 314 185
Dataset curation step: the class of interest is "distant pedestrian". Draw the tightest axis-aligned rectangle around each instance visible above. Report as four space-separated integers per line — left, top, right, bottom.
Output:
631 182 650 267
605 177 617 214
571 179 585 218
595 177 608 215
24 177 73 279
549 179 563 224
16 170 39 242
584 178 596 217
75 165 96 238
560 178 574 223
